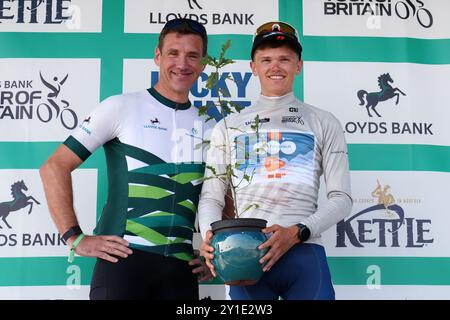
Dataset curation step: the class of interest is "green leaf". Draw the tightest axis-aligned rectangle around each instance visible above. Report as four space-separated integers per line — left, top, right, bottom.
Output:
221 104 231 115
218 58 235 68
240 203 259 216
206 165 217 175
218 87 231 98
206 72 219 90
229 101 245 113
222 40 231 53
228 127 246 134
198 105 209 116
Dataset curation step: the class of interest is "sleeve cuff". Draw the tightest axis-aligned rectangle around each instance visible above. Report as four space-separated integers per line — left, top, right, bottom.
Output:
63 135 92 161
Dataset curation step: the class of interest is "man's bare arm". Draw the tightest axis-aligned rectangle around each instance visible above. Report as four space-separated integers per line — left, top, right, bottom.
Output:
40 144 132 262
40 144 82 239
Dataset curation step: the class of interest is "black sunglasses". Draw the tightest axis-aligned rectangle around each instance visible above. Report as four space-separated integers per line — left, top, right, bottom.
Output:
162 18 207 38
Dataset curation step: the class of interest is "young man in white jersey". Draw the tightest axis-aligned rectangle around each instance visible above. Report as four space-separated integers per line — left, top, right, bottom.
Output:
40 18 212 300
199 21 353 300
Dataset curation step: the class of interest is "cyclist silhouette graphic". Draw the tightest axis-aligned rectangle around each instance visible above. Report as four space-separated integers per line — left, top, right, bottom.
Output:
38 72 78 130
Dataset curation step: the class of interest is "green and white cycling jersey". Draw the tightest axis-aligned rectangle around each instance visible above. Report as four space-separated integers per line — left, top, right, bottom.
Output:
64 88 211 261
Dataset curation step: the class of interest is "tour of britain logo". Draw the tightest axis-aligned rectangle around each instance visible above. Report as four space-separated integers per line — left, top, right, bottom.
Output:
336 180 433 248
0 180 40 229
0 71 78 130
323 0 434 28
344 72 433 136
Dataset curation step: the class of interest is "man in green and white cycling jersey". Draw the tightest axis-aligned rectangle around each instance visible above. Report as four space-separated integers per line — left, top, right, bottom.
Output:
40 18 212 300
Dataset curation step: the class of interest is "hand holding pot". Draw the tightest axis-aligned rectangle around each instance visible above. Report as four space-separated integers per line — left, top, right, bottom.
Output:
200 230 217 278
258 224 299 272
190 249 214 282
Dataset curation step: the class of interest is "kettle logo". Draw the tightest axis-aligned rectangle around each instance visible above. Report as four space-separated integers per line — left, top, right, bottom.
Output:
357 73 407 117
336 180 433 248
0 181 40 229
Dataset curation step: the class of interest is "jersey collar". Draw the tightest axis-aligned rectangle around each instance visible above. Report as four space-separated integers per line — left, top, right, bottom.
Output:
257 92 297 107
147 87 191 110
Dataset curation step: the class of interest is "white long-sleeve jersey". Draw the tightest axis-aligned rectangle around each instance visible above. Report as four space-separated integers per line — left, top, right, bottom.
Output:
198 92 352 245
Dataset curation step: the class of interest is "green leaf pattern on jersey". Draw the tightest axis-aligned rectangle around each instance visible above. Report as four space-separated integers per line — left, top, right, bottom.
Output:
121 143 205 261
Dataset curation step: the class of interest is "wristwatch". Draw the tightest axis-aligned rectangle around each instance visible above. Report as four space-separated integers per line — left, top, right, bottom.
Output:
61 225 82 242
296 223 311 242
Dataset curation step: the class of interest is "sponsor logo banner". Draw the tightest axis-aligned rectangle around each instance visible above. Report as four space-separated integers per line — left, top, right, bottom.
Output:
0 59 100 141
0 0 102 32
0 169 97 257
124 0 277 34
123 59 260 121
304 61 450 146
303 0 450 39
321 171 449 257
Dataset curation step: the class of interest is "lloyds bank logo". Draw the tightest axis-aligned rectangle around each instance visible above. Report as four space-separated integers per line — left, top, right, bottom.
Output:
149 0 255 26
357 73 406 118
0 180 40 229
344 72 433 136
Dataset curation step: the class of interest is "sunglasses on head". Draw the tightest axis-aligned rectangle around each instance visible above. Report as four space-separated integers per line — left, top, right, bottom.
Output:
254 21 299 39
162 18 207 38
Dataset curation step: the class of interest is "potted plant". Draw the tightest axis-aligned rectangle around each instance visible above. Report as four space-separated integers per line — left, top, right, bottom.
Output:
198 41 268 285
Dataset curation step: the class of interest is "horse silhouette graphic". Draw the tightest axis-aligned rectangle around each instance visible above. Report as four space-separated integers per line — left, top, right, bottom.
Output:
357 73 406 117
0 181 40 229
188 0 203 10
150 118 160 124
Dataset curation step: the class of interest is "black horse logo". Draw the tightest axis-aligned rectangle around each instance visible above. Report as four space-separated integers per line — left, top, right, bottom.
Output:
0 181 40 229
150 118 160 124
357 73 407 117
188 0 203 10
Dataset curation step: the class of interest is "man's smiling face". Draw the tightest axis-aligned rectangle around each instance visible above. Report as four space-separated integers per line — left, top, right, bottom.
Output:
251 45 302 97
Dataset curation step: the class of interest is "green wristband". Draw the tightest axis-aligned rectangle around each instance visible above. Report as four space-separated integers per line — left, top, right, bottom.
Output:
68 233 85 263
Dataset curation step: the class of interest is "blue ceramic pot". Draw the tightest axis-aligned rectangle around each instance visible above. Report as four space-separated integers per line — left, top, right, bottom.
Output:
210 218 268 285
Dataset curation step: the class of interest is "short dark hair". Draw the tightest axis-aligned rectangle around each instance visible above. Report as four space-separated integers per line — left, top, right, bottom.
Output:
252 39 301 60
158 20 208 56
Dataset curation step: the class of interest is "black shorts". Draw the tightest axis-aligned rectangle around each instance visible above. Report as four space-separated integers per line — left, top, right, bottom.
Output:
89 248 199 300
